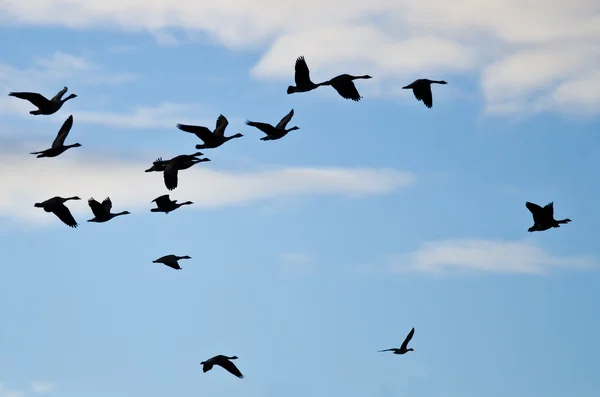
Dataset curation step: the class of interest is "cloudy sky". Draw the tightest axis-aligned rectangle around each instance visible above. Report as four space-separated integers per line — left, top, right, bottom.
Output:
0 1 599 396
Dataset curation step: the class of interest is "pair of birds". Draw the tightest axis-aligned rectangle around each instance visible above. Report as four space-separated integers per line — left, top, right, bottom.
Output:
525 201 571 232
34 196 130 228
177 109 299 146
145 152 211 191
286 56 447 108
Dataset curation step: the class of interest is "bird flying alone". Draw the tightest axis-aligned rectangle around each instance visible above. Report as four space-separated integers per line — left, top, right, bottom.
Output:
150 195 193 214
152 254 191 270
402 79 447 108
245 109 299 141
87 197 131 223
30 115 81 158
176 114 243 149
200 355 244 379
525 201 571 232
379 327 415 355
9 86 77 115
34 196 81 228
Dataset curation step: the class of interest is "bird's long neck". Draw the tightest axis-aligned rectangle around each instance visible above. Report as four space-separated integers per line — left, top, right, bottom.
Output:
285 126 299 132
353 75 371 80
556 218 571 224
180 201 193 206
114 211 129 217
65 196 79 201
61 95 76 103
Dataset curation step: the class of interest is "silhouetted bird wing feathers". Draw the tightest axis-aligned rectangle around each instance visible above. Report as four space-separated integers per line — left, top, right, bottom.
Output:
413 86 433 108
294 56 313 87
177 123 213 141
219 360 244 378
246 121 275 135
102 197 113 213
164 163 179 190
275 109 294 129
88 198 106 218
52 115 74 148
526 201 545 223
213 114 229 136
51 86 68 101
400 327 415 350
331 80 361 101
52 202 78 228
9 92 50 108
153 194 172 208
543 202 555 218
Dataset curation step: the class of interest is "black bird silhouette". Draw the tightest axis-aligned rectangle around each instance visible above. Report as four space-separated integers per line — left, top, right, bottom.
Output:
9 86 77 115
34 196 80 228
162 153 210 190
30 115 81 158
287 56 323 94
402 79 447 108
87 197 130 223
150 194 193 214
200 355 244 379
379 327 415 355
152 254 191 270
526 201 572 232
176 114 243 149
245 109 299 141
318 73 372 101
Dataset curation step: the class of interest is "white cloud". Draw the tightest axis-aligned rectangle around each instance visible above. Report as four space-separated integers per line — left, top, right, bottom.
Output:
0 0 598 115
30 382 53 394
0 152 415 226
387 238 597 275
279 251 316 278
1 390 24 397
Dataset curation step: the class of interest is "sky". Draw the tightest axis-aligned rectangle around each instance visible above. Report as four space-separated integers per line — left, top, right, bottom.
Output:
0 1 599 396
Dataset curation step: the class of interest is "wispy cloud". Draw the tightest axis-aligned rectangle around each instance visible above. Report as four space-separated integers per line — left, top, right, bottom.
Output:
0 0 598 115
386 238 597 275
30 382 53 394
0 152 415 226
279 252 316 278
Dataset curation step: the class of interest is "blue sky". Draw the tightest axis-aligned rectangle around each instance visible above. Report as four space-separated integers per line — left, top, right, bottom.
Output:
0 1 599 397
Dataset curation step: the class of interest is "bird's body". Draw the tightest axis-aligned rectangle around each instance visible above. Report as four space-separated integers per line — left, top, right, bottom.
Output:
200 355 244 379
152 254 191 270
87 197 130 223
287 56 322 94
245 109 299 141
34 196 80 228
9 86 77 115
319 73 372 101
162 152 211 190
402 79 447 108
177 114 243 149
526 201 572 232
379 327 415 355
150 194 193 214
30 115 81 158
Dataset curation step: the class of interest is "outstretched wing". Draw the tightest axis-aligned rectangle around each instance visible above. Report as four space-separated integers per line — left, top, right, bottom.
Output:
542 202 555 219
50 86 68 101
164 164 179 190
88 198 106 218
52 115 74 148
526 201 545 223
331 79 361 101
275 109 294 130
413 86 433 108
152 194 172 208
102 197 113 212
8 92 50 108
213 114 229 137
400 327 415 350
177 123 213 141
294 56 313 87
219 359 244 379
52 202 78 228
245 121 275 135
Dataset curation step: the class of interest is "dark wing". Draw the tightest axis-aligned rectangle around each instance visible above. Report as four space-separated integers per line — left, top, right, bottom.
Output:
526 201 545 223
102 197 113 213
400 327 415 350
413 85 433 108
164 163 179 190
294 56 313 87
275 109 294 129
246 121 275 135
218 359 244 379
176 123 213 141
51 202 78 228
52 115 74 148
50 86 68 101
542 202 555 219
88 198 106 218
8 92 50 108
153 194 172 208
331 80 361 101
213 114 229 137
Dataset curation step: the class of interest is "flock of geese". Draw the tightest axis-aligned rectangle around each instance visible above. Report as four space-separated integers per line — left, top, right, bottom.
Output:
8 55 571 379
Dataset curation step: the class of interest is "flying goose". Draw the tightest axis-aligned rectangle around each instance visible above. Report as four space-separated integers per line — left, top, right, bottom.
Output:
287 56 323 94
152 254 191 270
34 196 80 228
161 152 211 191
151 194 193 214
402 79 447 108
379 327 415 355
9 86 77 115
30 115 81 158
176 114 243 149
245 109 299 141
526 201 572 232
200 355 244 379
87 197 130 223
318 73 372 101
